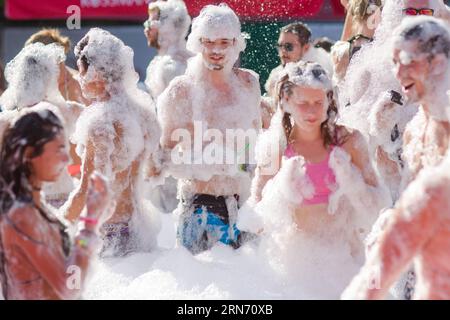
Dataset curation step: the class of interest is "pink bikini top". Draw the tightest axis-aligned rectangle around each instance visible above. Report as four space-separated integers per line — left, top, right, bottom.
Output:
284 144 336 205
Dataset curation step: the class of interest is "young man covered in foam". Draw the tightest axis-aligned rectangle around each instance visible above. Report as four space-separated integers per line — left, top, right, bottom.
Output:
354 16 450 300
63 28 161 257
143 0 193 99
0 43 83 206
157 4 262 254
393 16 450 191
342 37 450 297
25 28 88 105
143 0 193 214
337 0 450 202
238 61 390 297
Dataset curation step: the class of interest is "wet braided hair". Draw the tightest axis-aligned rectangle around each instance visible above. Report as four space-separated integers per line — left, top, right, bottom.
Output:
276 62 342 148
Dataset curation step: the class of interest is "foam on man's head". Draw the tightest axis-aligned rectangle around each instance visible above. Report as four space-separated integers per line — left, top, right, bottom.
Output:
393 16 450 63
75 28 138 93
186 4 246 54
147 0 191 48
0 42 65 110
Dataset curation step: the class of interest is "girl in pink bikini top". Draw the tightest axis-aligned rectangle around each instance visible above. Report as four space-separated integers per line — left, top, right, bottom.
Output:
284 144 336 206
275 61 343 207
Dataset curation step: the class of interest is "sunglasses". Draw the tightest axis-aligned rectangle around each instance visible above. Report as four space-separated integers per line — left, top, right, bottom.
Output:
402 8 434 16
277 43 295 52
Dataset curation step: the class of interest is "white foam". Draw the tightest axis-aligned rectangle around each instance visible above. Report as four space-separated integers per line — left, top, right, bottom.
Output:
144 0 193 98
0 43 65 111
186 4 246 72
148 0 191 53
70 28 162 251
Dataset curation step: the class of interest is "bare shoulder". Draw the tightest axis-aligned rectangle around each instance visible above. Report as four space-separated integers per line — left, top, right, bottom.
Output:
403 124 413 145
164 74 192 96
5 204 44 242
66 66 78 76
234 68 260 90
339 126 366 153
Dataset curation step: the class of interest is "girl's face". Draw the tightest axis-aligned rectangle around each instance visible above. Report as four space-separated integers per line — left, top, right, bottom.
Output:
284 85 328 133
29 132 69 183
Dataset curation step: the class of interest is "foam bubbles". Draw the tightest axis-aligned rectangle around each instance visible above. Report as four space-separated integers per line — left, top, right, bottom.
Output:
0 43 65 111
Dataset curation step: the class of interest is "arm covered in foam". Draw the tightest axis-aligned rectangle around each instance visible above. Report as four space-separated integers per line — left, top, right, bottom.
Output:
342 165 446 299
64 128 109 222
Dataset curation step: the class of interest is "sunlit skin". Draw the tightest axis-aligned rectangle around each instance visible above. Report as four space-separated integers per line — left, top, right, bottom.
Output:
200 38 236 70
57 62 87 105
76 58 110 103
66 57 152 226
158 33 262 198
28 133 69 185
264 32 311 98
1 132 109 299
343 32 450 300
144 8 160 48
278 32 310 66
285 86 327 135
284 87 335 233
343 161 450 300
392 43 450 185
253 85 377 248
392 48 431 104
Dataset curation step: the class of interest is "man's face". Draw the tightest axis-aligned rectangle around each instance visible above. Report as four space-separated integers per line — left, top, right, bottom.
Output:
403 0 435 16
278 32 309 66
393 45 432 103
200 38 236 71
77 58 108 101
144 8 160 48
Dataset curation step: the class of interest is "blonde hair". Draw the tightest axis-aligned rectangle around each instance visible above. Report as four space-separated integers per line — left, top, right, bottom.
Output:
349 0 382 24
25 28 71 55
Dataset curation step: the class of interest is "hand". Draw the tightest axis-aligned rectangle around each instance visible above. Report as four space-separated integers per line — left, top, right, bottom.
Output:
86 171 110 221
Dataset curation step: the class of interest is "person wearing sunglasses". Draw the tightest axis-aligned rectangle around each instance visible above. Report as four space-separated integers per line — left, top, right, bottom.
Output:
343 17 450 300
401 0 450 21
403 7 434 16
265 22 333 101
